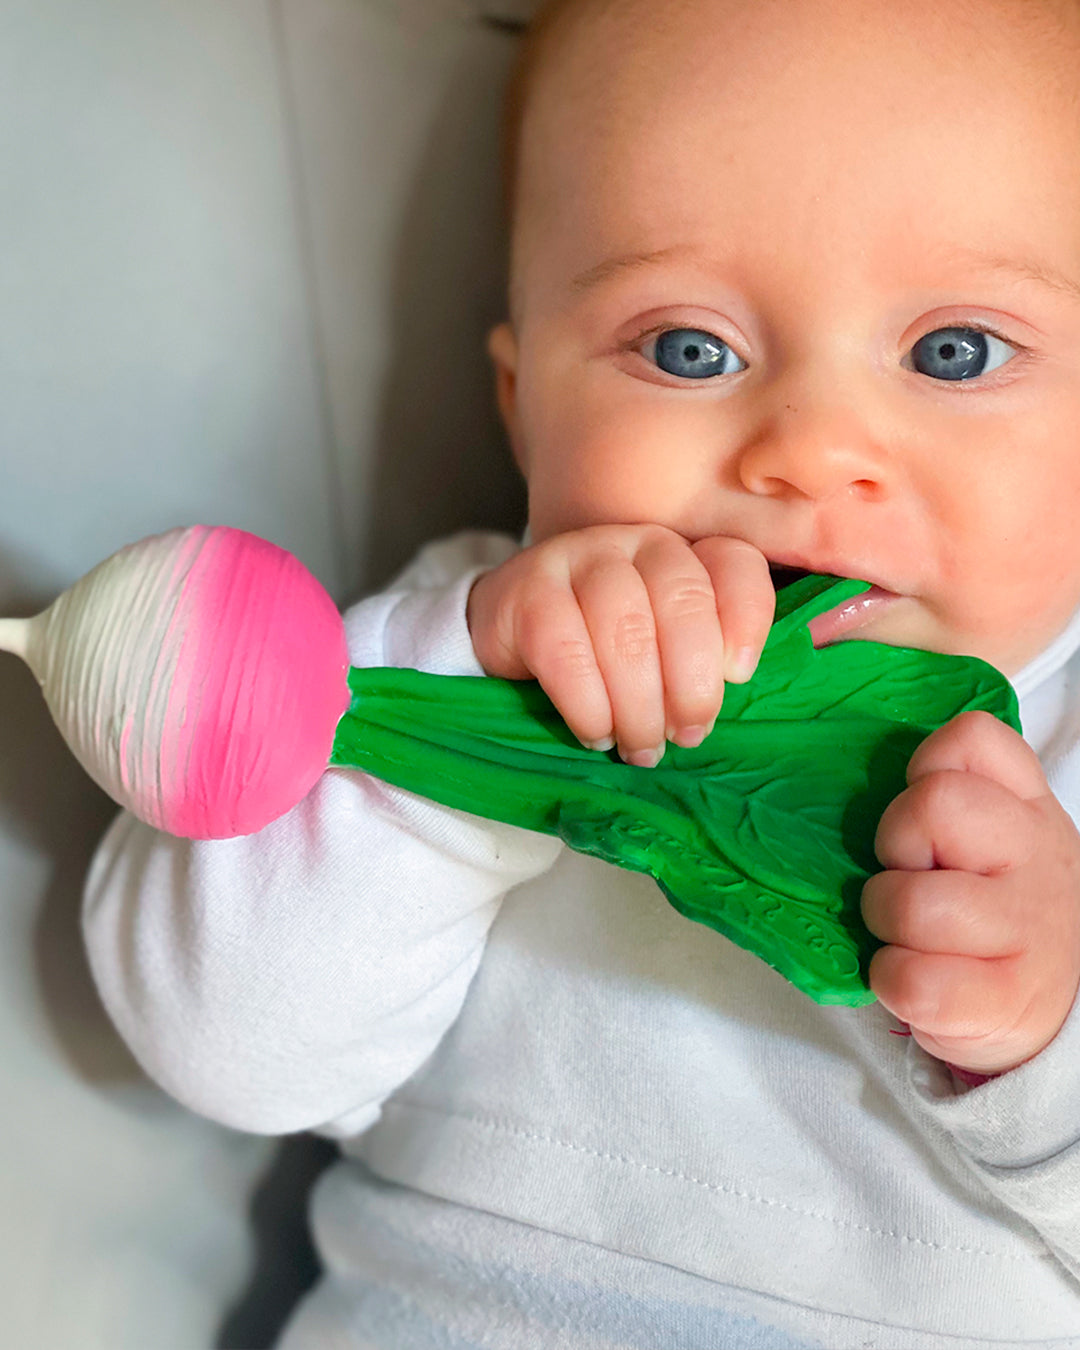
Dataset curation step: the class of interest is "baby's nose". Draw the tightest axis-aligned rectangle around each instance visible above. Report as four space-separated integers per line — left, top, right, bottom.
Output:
736 406 888 503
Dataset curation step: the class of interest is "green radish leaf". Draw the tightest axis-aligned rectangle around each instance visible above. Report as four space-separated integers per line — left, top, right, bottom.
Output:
330 575 1019 1006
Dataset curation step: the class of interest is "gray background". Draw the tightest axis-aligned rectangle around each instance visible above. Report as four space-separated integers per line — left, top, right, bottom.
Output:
0 1 533 1344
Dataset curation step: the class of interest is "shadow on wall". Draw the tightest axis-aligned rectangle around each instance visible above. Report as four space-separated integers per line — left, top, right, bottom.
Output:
215 1133 338 1350
0 562 132 1087
362 18 528 596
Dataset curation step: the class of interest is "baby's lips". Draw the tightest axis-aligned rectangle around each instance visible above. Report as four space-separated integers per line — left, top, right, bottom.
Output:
807 585 898 648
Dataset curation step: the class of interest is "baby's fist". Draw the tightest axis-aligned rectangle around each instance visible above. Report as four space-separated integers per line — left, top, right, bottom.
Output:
466 524 774 766
862 711 1080 1076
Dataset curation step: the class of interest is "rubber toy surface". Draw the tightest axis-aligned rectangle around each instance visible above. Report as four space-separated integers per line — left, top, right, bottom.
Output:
1 528 1020 1005
332 572 1020 1006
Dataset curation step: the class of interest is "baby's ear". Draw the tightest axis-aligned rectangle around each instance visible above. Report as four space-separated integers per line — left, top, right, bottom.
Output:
487 322 527 474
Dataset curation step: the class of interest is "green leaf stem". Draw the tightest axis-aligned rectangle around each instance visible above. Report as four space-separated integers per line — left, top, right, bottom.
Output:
330 575 1020 1006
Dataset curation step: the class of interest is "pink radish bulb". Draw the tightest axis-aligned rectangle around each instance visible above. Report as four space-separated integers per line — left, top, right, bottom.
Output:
0 526 350 838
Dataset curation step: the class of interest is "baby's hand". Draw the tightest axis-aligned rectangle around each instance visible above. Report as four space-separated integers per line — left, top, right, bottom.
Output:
862 710 1080 1076
466 524 774 766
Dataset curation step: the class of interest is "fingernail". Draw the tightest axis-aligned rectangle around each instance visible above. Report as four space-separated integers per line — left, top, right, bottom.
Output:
582 735 615 752
623 745 665 769
672 724 708 748
729 646 758 683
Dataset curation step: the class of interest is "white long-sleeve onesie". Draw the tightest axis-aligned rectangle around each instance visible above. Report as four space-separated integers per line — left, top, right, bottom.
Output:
84 531 1080 1348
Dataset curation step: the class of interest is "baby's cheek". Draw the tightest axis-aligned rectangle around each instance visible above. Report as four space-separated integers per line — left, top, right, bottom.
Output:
926 576 1078 675
955 520 1080 674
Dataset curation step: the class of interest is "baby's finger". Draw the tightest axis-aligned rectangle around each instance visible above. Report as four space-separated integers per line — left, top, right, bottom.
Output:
513 575 615 749
907 710 1048 802
874 770 1037 875
633 533 725 745
690 537 775 683
572 552 666 765
868 947 1033 1072
861 868 1025 959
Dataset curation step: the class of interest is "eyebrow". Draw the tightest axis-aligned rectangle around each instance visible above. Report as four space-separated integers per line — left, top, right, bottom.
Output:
941 246 1080 303
570 247 693 294
569 244 1080 303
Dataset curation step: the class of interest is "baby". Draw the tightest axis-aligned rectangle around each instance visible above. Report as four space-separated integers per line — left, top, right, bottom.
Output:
84 0 1080 1345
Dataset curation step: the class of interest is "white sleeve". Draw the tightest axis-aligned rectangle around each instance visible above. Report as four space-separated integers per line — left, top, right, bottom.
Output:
904 959 1080 1282
82 531 563 1138
898 715 1080 1282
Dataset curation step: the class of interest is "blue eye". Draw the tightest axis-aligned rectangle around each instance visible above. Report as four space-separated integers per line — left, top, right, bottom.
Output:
648 328 746 379
908 327 1016 381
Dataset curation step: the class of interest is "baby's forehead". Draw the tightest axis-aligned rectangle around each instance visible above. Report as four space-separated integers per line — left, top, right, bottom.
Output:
504 0 1080 322
516 0 1080 117
510 0 1080 194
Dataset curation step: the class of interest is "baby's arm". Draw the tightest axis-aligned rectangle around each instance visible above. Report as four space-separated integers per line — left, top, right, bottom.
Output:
82 533 562 1137
466 523 775 765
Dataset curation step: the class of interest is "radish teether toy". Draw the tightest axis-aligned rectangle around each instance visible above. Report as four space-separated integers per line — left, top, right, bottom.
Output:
0 525 1020 1006
0 526 350 838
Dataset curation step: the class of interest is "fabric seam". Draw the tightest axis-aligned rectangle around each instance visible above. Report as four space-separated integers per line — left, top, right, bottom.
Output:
382 1098 1034 1262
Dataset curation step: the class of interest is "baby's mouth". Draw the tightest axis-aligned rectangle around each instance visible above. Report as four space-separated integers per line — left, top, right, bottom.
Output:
768 563 814 591
767 562 899 645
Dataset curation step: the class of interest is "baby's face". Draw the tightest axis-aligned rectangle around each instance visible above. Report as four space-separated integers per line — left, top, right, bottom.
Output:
490 0 1080 675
